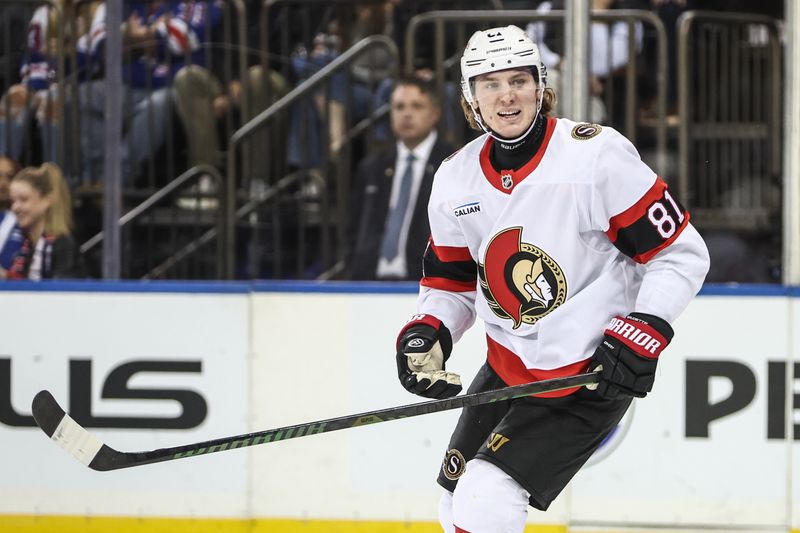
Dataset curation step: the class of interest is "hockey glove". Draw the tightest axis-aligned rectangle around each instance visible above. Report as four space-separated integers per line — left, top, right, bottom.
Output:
589 312 674 399
396 314 462 399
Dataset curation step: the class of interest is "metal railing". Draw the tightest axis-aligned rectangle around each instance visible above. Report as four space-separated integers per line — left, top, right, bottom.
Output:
224 34 398 278
79 164 226 278
2 2 788 282
146 168 329 279
677 11 782 231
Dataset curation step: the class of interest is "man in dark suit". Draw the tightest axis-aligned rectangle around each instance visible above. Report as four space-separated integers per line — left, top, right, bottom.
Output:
346 76 455 281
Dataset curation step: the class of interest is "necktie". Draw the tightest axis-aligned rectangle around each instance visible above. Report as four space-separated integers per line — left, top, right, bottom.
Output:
380 153 416 262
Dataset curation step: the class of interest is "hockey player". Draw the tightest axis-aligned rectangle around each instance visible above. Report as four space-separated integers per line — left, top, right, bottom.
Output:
394 25 709 533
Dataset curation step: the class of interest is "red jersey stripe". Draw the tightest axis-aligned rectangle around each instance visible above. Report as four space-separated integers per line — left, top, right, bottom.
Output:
421 276 476 292
430 239 473 262
486 335 591 398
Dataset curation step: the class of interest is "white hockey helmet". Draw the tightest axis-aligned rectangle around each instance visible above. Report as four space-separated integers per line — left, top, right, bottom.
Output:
460 25 547 141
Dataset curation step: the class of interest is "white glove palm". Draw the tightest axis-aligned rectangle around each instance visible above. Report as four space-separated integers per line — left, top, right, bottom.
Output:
405 339 462 391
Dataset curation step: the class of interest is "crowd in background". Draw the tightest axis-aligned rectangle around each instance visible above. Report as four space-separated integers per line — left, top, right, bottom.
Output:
0 0 786 281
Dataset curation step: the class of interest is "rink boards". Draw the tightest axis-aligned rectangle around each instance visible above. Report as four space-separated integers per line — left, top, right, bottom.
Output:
0 281 797 533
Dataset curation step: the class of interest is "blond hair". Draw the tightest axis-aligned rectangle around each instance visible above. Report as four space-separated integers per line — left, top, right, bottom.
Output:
13 163 72 238
460 87 557 131
47 1 102 52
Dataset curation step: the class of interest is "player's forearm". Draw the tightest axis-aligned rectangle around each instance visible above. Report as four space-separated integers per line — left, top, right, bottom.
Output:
417 287 477 344
635 224 710 322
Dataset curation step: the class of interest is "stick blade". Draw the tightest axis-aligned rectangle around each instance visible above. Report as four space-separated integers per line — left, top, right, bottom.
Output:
32 390 66 437
31 390 124 471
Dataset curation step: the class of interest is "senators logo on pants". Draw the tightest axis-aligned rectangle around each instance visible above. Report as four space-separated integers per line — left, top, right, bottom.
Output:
443 448 466 480
478 227 567 329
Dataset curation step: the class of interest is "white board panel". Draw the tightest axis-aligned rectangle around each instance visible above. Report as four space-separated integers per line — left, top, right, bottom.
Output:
0 291 250 517
570 297 791 528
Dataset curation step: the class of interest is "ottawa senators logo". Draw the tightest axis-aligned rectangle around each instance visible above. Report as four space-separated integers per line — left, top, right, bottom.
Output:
442 449 466 480
571 123 602 140
478 227 567 329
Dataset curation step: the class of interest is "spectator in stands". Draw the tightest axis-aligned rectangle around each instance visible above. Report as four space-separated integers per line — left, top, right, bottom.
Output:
66 1 110 189
0 1 64 165
0 1 107 186
122 1 223 187
69 1 223 189
4 162 83 280
327 2 396 154
0 155 23 276
287 2 396 169
371 63 461 147
173 0 291 207
345 76 455 281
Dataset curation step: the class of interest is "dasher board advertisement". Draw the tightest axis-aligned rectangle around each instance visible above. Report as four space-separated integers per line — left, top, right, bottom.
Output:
0 290 250 517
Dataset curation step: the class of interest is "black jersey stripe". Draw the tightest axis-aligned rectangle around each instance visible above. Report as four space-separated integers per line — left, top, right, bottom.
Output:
606 178 690 264
423 240 478 284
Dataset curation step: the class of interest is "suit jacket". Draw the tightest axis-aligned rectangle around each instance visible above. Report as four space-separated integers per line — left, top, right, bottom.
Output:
346 137 455 281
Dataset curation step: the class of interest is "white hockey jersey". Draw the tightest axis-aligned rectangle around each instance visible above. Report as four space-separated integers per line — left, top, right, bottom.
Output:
417 117 709 396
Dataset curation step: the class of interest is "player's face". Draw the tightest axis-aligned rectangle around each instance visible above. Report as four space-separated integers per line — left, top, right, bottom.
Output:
473 69 539 139
9 180 51 231
390 84 441 149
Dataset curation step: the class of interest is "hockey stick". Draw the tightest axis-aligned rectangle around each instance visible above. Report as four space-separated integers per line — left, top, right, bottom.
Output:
31 372 598 471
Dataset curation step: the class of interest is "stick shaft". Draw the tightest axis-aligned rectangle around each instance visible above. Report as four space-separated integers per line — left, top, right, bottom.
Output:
34 372 598 470
122 373 598 467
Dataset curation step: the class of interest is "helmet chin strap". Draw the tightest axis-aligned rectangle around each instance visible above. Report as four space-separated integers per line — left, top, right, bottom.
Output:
471 89 545 150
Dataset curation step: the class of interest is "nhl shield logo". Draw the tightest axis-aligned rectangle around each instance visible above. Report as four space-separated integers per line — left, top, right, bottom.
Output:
478 227 567 329
501 173 513 189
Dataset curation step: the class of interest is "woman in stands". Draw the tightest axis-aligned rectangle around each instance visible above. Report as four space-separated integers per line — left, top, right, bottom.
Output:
4 163 83 279
0 155 23 278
